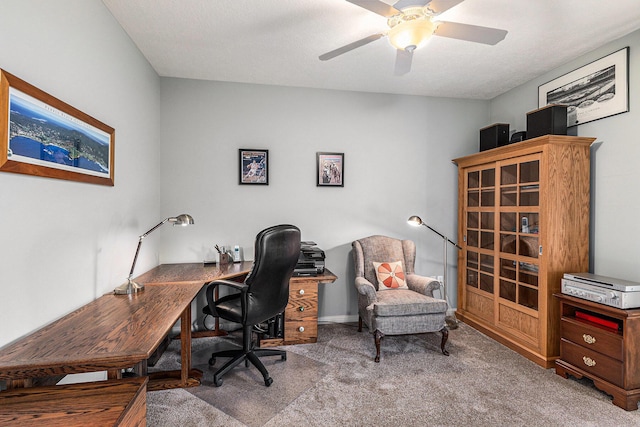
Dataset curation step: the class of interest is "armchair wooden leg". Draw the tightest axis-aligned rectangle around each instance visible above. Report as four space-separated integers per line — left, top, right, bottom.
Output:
440 326 450 356
358 316 363 332
374 329 384 363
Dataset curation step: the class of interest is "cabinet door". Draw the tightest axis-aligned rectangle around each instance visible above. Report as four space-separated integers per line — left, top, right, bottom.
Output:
464 166 495 295
498 157 540 312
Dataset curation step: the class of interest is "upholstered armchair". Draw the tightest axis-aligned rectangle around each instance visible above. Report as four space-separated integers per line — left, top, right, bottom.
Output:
352 235 449 362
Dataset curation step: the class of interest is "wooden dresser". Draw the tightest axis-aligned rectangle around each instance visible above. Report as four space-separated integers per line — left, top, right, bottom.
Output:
555 293 640 410
260 270 337 347
453 135 595 368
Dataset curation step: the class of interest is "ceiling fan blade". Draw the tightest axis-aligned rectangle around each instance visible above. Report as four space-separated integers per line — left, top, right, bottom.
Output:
319 33 385 61
424 0 465 15
434 21 507 45
394 49 413 75
346 0 400 17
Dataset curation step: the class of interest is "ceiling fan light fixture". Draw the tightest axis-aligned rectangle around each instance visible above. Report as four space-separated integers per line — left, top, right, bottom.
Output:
387 17 435 51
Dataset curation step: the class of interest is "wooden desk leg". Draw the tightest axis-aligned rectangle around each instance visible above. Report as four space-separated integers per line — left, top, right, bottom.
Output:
147 303 203 391
107 369 122 380
180 305 192 386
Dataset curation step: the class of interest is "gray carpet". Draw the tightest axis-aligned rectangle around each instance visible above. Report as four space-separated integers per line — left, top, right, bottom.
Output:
147 322 640 426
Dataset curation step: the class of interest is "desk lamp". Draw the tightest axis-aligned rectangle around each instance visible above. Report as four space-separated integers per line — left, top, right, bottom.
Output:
114 214 194 295
407 215 461 328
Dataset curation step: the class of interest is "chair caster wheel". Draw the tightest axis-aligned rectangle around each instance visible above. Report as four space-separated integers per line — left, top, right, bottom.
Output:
208 357 216 366
281 353 287 361
264 377 273 387
214 377 223 387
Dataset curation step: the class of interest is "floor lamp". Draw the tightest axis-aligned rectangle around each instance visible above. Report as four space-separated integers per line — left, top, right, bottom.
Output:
407 215 461 329
114 213 195 295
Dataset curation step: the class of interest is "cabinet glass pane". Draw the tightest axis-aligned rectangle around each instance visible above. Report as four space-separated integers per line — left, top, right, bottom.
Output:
480 254 494 273
500 234 516 254
481 212 494 230
519 286 538 310
467 251 478 269
520 185 539 206
519 236 539 258
466 270 478 287
520 161 539 183
468 190 479 207
481 190 495 207
467 212 479 229
480 232 494 250
500 213 517 232
501 186 517 206
467 230 478 247
468 171 479 189
481 169 495 187
500 279 516 302
519 265 539 287
519 262 538 276
500 258 516 280
501 164 517 185
520 213 539 234
480 273 494 293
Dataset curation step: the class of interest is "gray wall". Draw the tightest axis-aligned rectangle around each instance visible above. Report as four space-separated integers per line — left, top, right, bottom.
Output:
158 78 489 326
4 1 635 348
490 29 640 282
0 0 162 347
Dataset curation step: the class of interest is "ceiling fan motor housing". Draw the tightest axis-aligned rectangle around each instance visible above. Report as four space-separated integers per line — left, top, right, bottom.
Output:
387 6 436 51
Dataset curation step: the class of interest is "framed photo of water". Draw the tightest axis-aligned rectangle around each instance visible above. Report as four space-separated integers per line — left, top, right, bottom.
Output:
0 69 115 186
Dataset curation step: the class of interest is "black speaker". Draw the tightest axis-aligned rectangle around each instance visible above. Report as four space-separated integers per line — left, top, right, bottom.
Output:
479 123 509 152
526 105 567 139
510 131 527 143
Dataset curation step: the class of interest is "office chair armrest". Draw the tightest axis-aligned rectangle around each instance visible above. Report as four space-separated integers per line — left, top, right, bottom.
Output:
406 274 441 297
354 276 377 304
205 279 249 317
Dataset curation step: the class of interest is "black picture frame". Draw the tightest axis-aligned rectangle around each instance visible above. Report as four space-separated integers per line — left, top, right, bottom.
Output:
316 152 344 187
239 149 268 185
538 47 629 127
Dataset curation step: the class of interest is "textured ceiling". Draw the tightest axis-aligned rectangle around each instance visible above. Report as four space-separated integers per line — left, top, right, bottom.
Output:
102 0 640 99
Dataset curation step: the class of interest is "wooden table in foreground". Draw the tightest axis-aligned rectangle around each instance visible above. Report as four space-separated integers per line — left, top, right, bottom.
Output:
0 377 147 426
0 262 253 393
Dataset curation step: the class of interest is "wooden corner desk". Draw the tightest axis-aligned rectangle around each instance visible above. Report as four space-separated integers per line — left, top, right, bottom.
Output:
0 262 253 392
0 261 336 393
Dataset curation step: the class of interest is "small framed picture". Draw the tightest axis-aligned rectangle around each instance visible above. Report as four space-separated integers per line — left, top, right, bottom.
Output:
239 149 268 185
317 152 344 187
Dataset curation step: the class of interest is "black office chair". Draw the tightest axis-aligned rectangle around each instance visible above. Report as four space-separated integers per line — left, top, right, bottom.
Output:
205 224 301 387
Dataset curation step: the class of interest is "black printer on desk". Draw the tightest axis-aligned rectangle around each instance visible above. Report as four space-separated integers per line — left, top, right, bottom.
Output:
293 241 325 276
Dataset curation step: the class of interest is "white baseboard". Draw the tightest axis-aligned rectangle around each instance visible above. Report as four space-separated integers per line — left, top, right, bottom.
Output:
318 314 359 324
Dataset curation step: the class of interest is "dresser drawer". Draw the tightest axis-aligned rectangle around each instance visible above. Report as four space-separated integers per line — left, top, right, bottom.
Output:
561 338 624 388
288 282 318 318
561 317 623 361
284 281 318 344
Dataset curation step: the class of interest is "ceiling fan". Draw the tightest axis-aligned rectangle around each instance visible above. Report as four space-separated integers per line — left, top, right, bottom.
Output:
319 0 508 75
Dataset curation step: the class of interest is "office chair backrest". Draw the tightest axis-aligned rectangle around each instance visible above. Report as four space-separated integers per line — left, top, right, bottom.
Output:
244 224 301 325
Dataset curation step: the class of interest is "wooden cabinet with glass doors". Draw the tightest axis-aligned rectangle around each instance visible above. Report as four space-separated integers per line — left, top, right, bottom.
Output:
453 135 595 368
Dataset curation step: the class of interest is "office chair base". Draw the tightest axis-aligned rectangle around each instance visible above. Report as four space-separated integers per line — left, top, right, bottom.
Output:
210 347 286 387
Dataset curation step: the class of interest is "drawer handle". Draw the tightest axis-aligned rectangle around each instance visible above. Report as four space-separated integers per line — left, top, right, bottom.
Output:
582 334 596 344
299 289 305 295
298 326 305 332
582 356 596 367
298 306 305 312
